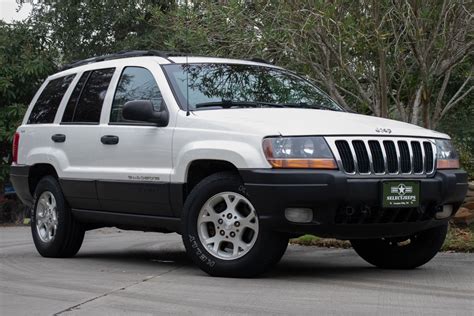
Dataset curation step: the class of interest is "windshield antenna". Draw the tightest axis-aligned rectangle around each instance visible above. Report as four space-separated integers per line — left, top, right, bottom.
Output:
185 0 190 116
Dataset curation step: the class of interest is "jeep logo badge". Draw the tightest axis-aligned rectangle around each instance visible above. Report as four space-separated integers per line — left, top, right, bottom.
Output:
375 127 392 134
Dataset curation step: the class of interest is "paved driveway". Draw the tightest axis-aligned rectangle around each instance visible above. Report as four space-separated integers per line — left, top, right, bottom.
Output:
1 226 473 315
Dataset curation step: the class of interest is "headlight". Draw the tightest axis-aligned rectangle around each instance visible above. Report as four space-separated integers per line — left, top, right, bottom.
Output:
435 139 460 169
262 136 337 169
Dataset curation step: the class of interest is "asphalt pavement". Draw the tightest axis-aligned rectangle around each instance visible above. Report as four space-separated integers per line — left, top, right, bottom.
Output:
1 226 473 315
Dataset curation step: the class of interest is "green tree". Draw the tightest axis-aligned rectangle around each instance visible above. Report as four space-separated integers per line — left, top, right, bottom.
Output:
154 0 472 128
25 0 178 63
0 21 56 186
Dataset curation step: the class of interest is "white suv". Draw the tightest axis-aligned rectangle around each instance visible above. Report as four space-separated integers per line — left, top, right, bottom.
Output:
10 51 468 277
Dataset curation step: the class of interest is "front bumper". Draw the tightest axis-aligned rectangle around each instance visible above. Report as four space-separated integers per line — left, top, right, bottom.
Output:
240 169 468 239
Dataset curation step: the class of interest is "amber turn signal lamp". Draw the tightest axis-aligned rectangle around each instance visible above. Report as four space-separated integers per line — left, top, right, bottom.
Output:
267 158 337 169
436 159 460 169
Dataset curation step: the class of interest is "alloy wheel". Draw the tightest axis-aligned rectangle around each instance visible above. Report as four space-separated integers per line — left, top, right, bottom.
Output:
197 192 259 260
35 191 58 243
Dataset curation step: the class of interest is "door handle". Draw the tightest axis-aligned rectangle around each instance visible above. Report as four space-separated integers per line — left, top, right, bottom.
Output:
51 134 66 143
101 135 119 145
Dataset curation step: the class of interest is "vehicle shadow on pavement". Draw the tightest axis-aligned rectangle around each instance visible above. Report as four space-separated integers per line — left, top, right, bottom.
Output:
270 259 378 278
74 249 194 267
73 246 382 279
72 244 448 280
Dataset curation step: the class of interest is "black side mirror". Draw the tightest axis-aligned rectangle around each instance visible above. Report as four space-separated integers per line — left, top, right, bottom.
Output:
122 100 169 126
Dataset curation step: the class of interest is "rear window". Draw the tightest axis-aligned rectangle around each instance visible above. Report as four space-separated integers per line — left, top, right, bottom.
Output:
62 68 115 124
27 75 75 124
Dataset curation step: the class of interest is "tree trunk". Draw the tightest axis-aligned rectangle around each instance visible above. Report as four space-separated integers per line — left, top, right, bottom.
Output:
378 49 389 118
411 85 423 125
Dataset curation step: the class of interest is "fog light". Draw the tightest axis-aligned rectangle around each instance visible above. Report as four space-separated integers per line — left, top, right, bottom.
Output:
435 205 453 219
285 208 313 223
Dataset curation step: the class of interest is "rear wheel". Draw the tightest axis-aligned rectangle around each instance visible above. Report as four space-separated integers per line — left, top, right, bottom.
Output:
350 223 448 269
31 176 85 257
182 172 288 277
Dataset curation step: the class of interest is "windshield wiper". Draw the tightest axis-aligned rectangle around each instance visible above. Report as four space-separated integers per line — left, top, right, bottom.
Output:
277 102 340 111
195 100 340 111
195 100 284 109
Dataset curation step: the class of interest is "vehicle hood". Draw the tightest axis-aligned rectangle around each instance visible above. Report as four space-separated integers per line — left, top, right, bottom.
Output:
191 108 449 139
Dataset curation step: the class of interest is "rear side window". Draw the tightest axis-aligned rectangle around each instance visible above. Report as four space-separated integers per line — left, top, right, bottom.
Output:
110 67 163 122
62 68 115 124
27 75 75 124
62 73 89 122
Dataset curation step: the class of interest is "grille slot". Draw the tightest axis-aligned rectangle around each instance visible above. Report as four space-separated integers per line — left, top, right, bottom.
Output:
383 141 398 173
398 141 411 173
352 140 370 173
423 141 434 172
328 137 436 176
368 141 385 173
335 140 355 173
411 141 423 173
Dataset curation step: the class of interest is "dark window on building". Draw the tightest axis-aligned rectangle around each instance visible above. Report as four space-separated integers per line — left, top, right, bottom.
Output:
27 75 75 124
62 68 115 124
110 67 163 123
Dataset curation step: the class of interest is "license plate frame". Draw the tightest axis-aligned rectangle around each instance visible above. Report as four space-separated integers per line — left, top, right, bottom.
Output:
381 181 420 208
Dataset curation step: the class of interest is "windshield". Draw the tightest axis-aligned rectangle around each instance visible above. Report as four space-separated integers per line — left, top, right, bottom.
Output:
162 63 343 111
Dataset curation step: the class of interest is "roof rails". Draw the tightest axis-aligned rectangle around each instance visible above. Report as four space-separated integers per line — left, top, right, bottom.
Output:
249 57 273 65
61 50 188 70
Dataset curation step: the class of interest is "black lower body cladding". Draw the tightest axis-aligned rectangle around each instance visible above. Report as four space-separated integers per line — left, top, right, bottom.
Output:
11 164 468 239
239 168 468 239
9 165 33 207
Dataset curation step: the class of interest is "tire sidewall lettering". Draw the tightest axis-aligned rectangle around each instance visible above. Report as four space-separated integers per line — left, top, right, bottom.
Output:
188 234 216 267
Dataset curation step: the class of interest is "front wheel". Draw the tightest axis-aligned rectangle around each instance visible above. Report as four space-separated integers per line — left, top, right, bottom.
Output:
182 172 288 277
350 223 448 269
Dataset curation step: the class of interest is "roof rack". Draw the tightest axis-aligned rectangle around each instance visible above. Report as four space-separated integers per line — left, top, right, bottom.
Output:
61 50 188 70
249 57 273 65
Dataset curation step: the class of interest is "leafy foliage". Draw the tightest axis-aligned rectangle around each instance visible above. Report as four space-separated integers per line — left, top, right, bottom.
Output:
438 94 474 178
0 21 55 181
156 0 472 129
25 0 177 63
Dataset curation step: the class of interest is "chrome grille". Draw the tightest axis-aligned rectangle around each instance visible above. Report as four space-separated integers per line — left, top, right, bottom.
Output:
326 137 436 176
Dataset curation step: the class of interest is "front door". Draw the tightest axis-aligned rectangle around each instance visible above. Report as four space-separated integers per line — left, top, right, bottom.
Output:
96 65 174 216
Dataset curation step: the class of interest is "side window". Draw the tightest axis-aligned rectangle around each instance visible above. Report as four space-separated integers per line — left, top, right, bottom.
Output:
27 75 75 124
62 68 115 124
110 67 163 123
62 72 90 122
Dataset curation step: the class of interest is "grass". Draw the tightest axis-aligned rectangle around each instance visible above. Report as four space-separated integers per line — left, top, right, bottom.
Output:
290 223 474 253
442 223 474 252
290 235 351 249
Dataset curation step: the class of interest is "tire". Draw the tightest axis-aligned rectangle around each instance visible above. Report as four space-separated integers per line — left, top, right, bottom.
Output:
350 223 448 269
182 172 289 277
31 176 85 258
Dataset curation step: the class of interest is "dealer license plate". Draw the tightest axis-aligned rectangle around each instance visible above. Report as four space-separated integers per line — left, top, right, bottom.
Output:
382 181 420 208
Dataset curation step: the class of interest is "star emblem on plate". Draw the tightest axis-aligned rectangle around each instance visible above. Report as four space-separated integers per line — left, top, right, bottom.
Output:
397 184 407 195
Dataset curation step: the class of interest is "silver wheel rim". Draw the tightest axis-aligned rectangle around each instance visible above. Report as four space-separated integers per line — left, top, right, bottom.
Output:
197 192 259 260
35 191 58 243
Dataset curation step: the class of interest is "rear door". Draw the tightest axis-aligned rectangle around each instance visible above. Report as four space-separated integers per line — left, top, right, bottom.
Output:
95 64 174 216
57 67 116 210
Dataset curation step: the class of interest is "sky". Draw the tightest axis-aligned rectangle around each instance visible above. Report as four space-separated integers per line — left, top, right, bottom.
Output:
0 0 32 23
